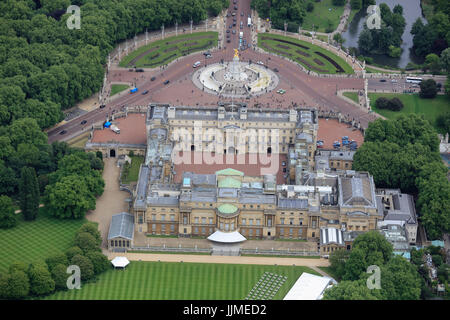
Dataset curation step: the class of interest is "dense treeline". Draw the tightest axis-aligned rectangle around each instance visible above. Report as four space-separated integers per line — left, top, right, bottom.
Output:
358 3 406 57
323 232 423 300
251 0 307 32
352 115 450 240
0 0 228 130
0 222 109 299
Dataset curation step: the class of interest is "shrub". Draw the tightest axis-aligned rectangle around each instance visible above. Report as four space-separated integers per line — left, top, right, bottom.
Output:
71 254 95 281
387 97 404 111
51 264 70 291
65 246 83 261
375 97 390 109
86 251 110 275
74 232 100 253
307 2 314 12
419 79 438 98
45 252 69 272
78 222 102 245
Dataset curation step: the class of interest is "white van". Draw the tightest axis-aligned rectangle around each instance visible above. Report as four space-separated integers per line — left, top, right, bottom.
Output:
193 61 201 68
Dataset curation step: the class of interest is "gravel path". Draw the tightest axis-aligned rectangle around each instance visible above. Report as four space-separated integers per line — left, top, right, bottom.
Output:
107 252 330 267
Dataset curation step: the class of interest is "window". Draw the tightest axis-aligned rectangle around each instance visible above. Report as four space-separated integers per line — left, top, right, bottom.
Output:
194 227 199 233
256 219 261 226
202 217 206 224
220 222 224 230
298 228 302 236
249 219 253 226
118 240 122 247
152 224 156 231
152 214 156 221
195 217 199 224
209 218 213 224
110 240 114 247
138 215 143 224
170 214 175 221
161 214 165 221
170 224 175 232
225 223 229 231
299 219 303 226
161 224 166 232
280 228 284 235
242 218 246 225
268 218 272 227
289 218 293 225
249 229 253 236
183 216 188 225
202 227 206 234
256 229 260 236
231 223 234 230
280 218 285 225
127 241 130 247
312 220 316 228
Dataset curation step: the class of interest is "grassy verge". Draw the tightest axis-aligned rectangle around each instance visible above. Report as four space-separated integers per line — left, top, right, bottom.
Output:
66 132 90 149
343 91 359 103
368 93 450 133
258 33 354 74
119 32 218 68
302 0 345 33
0 207 86 273
44 261 319 300
318 266 339 280
110 84 129 96
121 156 144 184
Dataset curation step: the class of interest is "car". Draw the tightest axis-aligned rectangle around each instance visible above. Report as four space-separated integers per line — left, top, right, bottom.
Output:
128 68 134 72
59 130 67 135
273 68 279 72
233 17 237 21
80 120 87 125
100 104 106 109
380 79 387 82
193 61 201 68
135 68 144 72
234 5 237 10
229 24 233 29
226 29 230 33
276 89 286 94
227 34 230 38
227 13 230 17
163 80 170 85
227 39 231 43
151 76 156 81
206 54 212 59
247 43 251 48
232 12 236 16
391 79 398 83
233 22 236 27
142 90 149 95
256 61 264 65
232 30 236 34
241 12 244 16
282 161 286 166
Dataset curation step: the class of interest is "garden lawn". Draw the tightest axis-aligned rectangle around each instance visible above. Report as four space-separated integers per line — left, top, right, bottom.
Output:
343 91 359 103
110 84 129 96
258 33 353 74
0 208 86 273
302 0 345 33
119 32 218 68
44 261 319 300
122 156 144 184
369 93 450 133
318 266 339 280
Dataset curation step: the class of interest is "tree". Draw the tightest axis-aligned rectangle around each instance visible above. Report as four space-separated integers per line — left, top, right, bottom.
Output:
4 270 30 299
333 33 345 46
85 251 110 275
74 232 100 253
51 264 69 291
419 79 438 98
440 48 450 73
45 252 68 272
322 279 379 300
27 262 55 296
387 97 403 111
65 246 83 261
375 97 390 110
44 175 96 219
78 222 102 245
332 0 346 6
306 2 314 12
71 254 94 281
343 231 393 280
436 111 450 134
424 53 442 74
329 249 350 280
0 195 17 229
18 166 40 221
358 28 373 54
380 256 422 300
388 45 402 58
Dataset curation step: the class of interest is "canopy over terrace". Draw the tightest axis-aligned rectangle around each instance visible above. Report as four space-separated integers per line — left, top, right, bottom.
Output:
207 230 247 243
111 256 130 269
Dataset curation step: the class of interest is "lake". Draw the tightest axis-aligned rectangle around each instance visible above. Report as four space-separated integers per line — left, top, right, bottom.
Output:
341 0 427 68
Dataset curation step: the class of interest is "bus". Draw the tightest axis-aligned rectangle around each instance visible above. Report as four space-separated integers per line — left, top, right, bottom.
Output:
405 77 423 84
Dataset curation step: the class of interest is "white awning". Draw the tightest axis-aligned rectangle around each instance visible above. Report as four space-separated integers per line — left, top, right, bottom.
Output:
111 256 130 268
283 273 335 300
207 230 247 243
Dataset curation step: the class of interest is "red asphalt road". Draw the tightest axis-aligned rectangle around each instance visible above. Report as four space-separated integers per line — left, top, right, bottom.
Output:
47 0 375 144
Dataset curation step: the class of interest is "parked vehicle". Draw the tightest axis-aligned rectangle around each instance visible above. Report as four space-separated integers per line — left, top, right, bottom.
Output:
142 90 149 95
163 80 170 85
129 87 138 94
193 61 201 68
59 130 67 135
151 76 156 81
110 125 120 134
80 120 87 125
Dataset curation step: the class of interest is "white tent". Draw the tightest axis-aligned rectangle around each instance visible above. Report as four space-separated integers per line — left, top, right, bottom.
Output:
207 230 247 243
111 256 130 269
283 273 336 300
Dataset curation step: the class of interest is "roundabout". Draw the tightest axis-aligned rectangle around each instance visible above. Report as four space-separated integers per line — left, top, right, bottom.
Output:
192 49 279 98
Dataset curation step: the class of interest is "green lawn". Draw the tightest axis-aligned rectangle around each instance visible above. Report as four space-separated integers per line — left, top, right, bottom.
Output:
258 33 353 74
302 0 345 33
110 84 129 96
242 254 320 259
119 32 218 68
343 91 359 103
318 266 339 280
44 261 319 300
0 208 86 273
368 93 450 133
122 156 144 184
